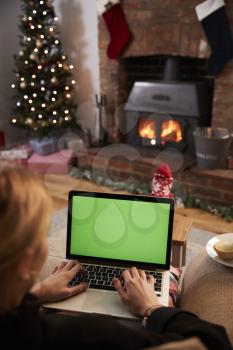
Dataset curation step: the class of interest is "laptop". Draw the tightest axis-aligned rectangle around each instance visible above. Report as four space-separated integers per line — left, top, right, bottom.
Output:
44 191 174 319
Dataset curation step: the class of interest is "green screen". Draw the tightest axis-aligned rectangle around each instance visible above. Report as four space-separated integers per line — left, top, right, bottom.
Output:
70 196 170 264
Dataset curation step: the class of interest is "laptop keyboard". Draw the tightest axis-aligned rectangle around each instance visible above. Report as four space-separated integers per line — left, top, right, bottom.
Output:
69 264 163 295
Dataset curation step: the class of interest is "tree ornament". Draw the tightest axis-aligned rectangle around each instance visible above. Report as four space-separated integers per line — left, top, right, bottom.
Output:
30 53 36 60
36 39 43 48
26 118 33 125
40 120 48 127
20 81 26 89
51 76 58 84
47 0 53 7
50 47 57 56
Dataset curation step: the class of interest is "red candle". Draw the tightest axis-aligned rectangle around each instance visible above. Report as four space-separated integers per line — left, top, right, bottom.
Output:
0 131 5 148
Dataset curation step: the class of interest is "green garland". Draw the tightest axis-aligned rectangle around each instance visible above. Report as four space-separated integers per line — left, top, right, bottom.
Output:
185 196 233 222
69 167 151 195
69 167 233 222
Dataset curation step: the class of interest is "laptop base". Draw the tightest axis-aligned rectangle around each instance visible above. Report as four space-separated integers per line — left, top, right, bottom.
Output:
44 271 169 319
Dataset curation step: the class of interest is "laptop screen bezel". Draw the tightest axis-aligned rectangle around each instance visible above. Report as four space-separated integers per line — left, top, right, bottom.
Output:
66 190 174 271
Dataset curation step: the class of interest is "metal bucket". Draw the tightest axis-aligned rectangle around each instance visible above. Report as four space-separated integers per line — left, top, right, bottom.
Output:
193 127 232 169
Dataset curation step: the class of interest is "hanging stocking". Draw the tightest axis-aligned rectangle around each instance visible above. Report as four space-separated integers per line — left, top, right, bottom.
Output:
97 0 132 59
195 0 233 76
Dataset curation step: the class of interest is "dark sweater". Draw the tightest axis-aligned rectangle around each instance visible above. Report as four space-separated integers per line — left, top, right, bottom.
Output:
0 294 231 350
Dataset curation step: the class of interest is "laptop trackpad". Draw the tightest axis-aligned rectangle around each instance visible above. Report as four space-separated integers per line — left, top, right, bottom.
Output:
82 289 134 319
44 289 135 319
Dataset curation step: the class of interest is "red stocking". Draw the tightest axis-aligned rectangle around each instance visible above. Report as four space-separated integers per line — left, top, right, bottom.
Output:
97 0 132 59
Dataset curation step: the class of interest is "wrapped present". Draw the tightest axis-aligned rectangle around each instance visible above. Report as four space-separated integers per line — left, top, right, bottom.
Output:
29 137 57 156
0 143 29 166
0 144 32 161
28 149 74 174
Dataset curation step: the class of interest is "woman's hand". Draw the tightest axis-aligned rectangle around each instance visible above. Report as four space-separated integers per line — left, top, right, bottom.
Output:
31 260 88 303
113 267 162 317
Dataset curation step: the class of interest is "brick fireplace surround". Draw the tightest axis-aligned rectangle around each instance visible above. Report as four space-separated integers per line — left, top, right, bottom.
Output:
99 0 233 131
79 0 233 206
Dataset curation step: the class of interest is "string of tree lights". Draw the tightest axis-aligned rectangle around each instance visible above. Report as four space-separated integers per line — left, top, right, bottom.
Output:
10 0 77 135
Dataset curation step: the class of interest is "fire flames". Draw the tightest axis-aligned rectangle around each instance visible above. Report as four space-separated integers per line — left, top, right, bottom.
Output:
138 118 156 139
138 117 182 143
161 120 182 142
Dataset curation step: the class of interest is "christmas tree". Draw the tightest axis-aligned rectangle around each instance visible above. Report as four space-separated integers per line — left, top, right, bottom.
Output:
10 0 77 135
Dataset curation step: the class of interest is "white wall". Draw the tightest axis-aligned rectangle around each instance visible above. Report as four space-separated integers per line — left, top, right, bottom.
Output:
0 0 100 144
54 0 100 132
0 1 26 144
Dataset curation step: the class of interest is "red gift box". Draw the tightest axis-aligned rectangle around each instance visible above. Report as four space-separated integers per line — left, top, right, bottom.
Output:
28 149 74 174
0 131 5 149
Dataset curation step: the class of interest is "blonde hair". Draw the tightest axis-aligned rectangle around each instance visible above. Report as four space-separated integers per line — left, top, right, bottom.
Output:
0 164 51 310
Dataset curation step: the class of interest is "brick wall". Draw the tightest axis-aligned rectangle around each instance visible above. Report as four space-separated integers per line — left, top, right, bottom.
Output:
99 0 233 136
77 148 233 205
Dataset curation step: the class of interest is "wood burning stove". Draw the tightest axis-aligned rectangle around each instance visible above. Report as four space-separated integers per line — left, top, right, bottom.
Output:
124 80 213 154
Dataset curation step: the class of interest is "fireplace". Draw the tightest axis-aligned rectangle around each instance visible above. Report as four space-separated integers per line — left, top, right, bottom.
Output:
124 80 213 155
138 117 182 145
80 0 233 206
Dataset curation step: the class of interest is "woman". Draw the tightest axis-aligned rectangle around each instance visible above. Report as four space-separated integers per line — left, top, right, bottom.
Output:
0 165 231 349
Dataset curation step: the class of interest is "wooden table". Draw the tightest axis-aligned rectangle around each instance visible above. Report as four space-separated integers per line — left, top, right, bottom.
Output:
171 214 192 267
43 174 193 267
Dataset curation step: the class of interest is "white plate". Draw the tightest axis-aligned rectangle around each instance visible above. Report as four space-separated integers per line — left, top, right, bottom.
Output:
206 233 233 268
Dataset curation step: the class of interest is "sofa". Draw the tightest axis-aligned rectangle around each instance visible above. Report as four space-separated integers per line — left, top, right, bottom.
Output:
40 228 233 349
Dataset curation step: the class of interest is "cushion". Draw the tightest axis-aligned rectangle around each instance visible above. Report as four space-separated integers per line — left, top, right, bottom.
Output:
179 249 233 346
